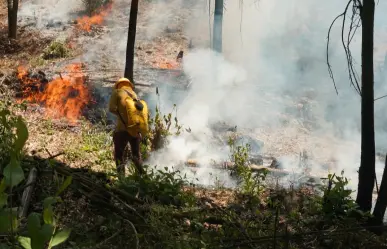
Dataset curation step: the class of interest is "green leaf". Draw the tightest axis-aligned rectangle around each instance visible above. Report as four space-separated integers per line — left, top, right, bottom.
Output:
30 223 54 249
27 213 41 238
14 116 29 153
3 155 25 187
17 236 32 249
0 193 7 208
50 228 71 247
30 235 45 249
40 224 54 243
43 206 54 225
55 176 72 196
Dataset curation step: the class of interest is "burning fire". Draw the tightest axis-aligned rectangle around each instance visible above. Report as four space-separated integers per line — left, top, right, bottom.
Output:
76 3 113 32
17 64 91 123
156 61 180 69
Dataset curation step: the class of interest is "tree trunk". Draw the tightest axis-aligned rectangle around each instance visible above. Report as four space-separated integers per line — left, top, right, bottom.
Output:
356 0 376 212
124 0 139 83
212 0 223 53
372 155 387 229
7 0 18 39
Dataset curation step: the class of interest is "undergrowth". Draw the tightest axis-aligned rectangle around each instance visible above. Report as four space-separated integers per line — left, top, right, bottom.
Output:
0 99 72 249
1 96 386 249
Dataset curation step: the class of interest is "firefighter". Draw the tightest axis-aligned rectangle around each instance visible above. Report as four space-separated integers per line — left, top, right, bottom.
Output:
108 77 145 176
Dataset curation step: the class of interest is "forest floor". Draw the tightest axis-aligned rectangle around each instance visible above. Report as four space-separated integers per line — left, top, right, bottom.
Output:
1 0 387 248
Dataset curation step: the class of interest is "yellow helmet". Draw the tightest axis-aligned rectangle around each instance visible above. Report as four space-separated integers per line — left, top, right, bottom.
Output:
115 77 134 89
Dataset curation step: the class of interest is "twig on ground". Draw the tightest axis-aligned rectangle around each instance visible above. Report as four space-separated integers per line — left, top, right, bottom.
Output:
18 167 38 218
95 228 124 249
124 219 140 249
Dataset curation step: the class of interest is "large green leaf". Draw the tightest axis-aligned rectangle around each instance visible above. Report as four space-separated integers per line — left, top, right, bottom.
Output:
14 116 29 154
30 234 45 249
17 236 32 249
3 155 25 187
50 228 71 247
30 224 54 249
43 206 54 225
27 213 41 239
55 176 72 196
40 224 55 244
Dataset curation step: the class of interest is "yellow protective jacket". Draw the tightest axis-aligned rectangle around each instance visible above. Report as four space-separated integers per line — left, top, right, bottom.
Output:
108 85 139 132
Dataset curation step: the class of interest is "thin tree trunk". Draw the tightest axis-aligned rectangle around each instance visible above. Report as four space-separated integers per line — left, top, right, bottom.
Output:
372 155 387 229
356 0 376 212
212 0 223 53
124 0 139 83
7 0 18 39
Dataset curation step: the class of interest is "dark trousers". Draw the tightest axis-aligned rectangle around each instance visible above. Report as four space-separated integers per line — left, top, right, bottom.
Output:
113 131 144 175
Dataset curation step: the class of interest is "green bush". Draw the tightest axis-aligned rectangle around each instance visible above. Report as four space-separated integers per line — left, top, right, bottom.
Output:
42 41 70 60
228 136 268 198
116 166 196 207
0 99 27 168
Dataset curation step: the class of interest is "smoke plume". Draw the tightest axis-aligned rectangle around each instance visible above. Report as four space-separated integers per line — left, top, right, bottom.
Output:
18 0 387 191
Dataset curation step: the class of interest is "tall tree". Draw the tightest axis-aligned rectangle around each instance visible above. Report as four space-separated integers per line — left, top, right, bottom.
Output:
356 0 376 212
7 0 19 39
124 0 139 83
372 155 387 229
212 0 223 53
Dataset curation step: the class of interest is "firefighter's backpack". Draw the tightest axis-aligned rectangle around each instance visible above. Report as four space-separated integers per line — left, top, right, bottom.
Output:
120 89 149 137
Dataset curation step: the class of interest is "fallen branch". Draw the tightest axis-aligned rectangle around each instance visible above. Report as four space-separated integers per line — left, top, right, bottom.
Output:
27 155 145 221
18 167 38 219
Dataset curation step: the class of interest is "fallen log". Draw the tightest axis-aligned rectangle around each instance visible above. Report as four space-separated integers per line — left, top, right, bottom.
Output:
18 167 38 218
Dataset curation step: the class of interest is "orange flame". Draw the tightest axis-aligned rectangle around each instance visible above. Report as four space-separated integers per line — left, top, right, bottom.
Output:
157 61 179 69
152 57 180 70
76 3 113 32
17 64 91 124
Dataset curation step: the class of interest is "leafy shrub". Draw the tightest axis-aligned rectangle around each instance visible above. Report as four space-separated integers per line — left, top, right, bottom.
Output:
42 41 70 60
0 102 72 249
228 136 268 197
116 166 195 207
0 99 27 168
319 171 365 220
147 104 183 152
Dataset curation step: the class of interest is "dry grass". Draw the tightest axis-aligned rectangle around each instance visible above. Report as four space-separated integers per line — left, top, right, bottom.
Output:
18 110 115 172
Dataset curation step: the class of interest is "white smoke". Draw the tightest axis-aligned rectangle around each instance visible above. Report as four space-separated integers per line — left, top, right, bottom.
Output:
19 0 82 30
17 0 387 191
145 0 387 191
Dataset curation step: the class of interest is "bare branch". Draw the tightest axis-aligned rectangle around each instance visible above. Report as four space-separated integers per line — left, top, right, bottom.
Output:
326 0 363 96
